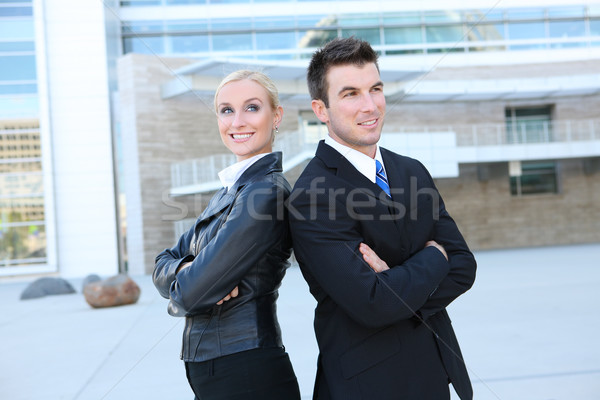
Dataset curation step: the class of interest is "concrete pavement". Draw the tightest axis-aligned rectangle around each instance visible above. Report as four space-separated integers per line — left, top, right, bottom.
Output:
0 243 599 399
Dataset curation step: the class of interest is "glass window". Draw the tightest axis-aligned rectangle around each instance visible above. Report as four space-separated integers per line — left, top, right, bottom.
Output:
590 6 600 17
210 18 252 31
510 162 558 196
212 33 252 52
506 7 545 20
298 29 337 49
165 20 208 32
297 15 336 28
254 16 295 29
507 21 546 49
467 23 505 41
0 83 37 95
590 19 600 36
120 1 162 5
0 6 32 17
341 28 380 45
424 10 462 23
123 36 165 54
0 96 38 119
548 6 584 18
167 0 207 4
0 223 46 263
256 31 296 50
122 21 163 34
425 25 464 43
170 34 209 53
464 9 504 22
0 41 35 52
0 19 34 40
383 12 421 25
549 20 585 38
210 0 250 3
0 55 36 80
0 174 43 197
505 106 553 144
339 14 379 27
549 20 586 48
384 27 422 44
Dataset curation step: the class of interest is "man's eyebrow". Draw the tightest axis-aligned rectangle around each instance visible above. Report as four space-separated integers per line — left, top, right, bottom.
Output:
338 86 358 95
337 81 384 96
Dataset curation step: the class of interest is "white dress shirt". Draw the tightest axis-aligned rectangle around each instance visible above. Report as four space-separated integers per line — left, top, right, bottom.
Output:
218 153 269 190
324 135 387 183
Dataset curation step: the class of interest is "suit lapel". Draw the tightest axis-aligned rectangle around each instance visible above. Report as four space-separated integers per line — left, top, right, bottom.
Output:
316 141 390 203
200 187 234 221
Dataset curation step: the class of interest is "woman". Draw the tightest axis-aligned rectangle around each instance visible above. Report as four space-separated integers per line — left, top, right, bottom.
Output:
153 70 300 400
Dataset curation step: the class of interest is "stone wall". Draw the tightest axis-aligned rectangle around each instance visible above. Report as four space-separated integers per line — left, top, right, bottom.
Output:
435 158 600 250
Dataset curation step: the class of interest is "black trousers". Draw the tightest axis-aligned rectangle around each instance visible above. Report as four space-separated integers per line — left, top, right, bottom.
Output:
185 347 300 400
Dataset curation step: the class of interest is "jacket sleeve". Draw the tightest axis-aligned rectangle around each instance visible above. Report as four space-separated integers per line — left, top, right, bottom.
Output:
168 181 288 316
153 224 196 299
289 183 449 329
415 166 477 321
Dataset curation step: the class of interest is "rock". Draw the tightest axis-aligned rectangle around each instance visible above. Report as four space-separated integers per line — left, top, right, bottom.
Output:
83 274 140 308
81 274 101 292
20 277 76 300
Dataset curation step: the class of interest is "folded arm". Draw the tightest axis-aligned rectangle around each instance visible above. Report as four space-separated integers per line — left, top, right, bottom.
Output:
168 181 287 316
289 189 449 329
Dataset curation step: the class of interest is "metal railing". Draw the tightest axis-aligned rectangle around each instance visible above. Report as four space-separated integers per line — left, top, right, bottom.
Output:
395 119 599 147
171 119 599 191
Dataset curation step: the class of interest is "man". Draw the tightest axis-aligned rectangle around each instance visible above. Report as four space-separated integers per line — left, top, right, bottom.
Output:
288 37 476 399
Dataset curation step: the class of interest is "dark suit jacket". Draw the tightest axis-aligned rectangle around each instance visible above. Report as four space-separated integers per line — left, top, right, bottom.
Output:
289 141 476 400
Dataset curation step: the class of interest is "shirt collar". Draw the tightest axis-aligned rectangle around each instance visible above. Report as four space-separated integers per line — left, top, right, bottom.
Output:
218 152 270 190
324 135 385 183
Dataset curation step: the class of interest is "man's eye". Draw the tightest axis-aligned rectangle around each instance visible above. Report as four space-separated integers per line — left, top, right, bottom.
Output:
344 91 356 97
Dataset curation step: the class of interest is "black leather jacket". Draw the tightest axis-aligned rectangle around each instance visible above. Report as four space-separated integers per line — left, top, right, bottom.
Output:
153 153 292 362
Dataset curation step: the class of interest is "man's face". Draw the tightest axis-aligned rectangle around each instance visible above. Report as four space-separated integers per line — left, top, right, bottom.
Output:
313 63 386 158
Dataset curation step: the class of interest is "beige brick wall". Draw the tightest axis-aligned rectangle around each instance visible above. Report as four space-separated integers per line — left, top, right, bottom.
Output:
436 159 600 250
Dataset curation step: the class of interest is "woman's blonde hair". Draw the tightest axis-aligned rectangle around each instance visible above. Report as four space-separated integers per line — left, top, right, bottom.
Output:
213 70 281 113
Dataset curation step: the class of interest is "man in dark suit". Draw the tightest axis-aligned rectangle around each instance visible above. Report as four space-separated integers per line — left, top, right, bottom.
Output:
288 37 477 400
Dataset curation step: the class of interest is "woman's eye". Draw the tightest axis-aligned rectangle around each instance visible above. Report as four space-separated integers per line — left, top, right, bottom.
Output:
246 104 259 112
220 107 233 114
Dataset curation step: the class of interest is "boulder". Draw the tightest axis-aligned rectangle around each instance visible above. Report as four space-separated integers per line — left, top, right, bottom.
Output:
81 274 101 292
83 274 140 308
20 277 76 300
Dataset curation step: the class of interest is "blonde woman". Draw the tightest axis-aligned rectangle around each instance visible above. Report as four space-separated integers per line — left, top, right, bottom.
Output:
154 70 300 400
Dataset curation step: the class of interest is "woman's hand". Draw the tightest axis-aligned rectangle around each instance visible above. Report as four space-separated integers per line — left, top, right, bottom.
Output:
176 261 192 274
359 243 390 273
217 286 239 305
425 240 448 261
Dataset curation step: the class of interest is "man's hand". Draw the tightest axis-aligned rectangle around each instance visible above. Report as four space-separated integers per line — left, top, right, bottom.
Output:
359 243 390 273
217 286 239 305
425 240 448 261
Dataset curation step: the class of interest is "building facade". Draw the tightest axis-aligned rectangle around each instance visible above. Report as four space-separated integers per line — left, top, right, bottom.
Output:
1 0 599 277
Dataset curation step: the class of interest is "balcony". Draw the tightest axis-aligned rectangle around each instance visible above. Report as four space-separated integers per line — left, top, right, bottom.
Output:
170 119 600 196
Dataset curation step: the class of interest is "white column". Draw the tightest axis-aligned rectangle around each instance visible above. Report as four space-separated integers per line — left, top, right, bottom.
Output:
38 0 118 278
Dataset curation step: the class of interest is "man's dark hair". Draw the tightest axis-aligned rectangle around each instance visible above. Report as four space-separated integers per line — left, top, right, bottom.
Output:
307 37 379 108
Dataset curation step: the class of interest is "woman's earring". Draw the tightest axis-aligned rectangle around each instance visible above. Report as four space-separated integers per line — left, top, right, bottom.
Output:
275 125 279 133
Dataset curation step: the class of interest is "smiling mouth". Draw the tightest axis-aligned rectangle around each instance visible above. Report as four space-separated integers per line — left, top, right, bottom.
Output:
231 133 253 140
358 119 377 127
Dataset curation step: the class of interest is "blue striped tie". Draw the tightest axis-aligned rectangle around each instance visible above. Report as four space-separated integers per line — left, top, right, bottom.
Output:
375 160 391 198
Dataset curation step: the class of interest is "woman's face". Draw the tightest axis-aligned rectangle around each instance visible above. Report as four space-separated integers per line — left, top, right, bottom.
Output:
216 79 282 162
